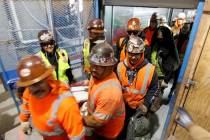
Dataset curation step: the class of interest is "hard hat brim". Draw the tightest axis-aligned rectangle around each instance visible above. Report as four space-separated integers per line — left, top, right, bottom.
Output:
127 50 145 54
17 67 54 87
89 29 105 33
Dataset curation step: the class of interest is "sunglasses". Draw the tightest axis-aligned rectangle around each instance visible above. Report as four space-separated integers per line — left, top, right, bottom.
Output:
40 41 54 47
127 31 139 36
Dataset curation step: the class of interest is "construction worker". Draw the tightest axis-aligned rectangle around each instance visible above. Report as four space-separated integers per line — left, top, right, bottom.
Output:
175 107 210 140
172 12 186 38
117 36 160 139
83 42 125 140
37 30 73 84
116 17 146 62
17 55 85 140
144 13 160 47
143 12 160 62
151 26 180 100
112 28 128 60
159 15 171 30
83 19 105 77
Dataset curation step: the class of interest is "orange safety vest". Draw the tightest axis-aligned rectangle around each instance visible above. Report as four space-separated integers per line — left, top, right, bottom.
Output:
19 80 85 140
117 60 155 109
144 27 155 47
87 73 125 139
117 37 127 62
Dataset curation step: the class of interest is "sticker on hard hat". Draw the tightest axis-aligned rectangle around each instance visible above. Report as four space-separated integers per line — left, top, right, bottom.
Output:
20 68 31 77
128 45 133 52
132 21 137 26
40 32 53 42
91 53 112 63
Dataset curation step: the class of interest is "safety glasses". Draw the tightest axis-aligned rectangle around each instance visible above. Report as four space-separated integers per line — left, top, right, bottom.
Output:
40 41 54 48
127 30 139 36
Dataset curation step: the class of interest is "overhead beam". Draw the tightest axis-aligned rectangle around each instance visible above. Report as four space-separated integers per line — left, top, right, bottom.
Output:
105 0 197 9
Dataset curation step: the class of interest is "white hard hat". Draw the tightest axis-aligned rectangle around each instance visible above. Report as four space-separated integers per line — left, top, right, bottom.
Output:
178 12 186 19
127 36 145 54
160 15 167 23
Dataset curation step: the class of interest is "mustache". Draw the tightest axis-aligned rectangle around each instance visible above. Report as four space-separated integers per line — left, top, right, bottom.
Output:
32 89 45 94
91 71 98 75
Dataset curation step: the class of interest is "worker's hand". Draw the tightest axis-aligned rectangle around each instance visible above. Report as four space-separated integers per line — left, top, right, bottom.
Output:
80 102 88 116
137 104 148 115
175 107 193 130
21 121 32 135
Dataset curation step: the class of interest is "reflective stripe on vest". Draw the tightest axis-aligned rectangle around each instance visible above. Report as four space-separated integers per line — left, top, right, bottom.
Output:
83 38 90 71
93 112 112 120
22 100 29 105
35 124 64 137
35 92 73 137
20 108 30 115
37 49 70 83
69 127 85 140
117 62 123 82
89 80 124 120
117 60 153 95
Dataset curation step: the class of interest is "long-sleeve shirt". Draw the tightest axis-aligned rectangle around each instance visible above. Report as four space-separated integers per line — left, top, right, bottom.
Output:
19 80 85 140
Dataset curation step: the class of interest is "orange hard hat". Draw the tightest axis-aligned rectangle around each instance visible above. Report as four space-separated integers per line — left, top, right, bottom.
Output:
127 18 141 31
87 19 104 33
17 55 53 87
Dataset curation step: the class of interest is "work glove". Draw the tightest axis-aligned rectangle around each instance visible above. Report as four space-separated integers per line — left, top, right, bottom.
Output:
175 107 193 130
150 96 161 113
21 121 32 135
80 102 88 116
137 104 148 115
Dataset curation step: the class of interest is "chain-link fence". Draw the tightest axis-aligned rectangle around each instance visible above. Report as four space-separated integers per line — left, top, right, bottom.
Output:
0 0 96 111
0 0 96 80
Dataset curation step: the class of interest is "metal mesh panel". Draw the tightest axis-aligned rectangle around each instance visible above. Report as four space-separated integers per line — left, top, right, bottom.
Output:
0 0 96 77
0 0 49 72
82 0 96 38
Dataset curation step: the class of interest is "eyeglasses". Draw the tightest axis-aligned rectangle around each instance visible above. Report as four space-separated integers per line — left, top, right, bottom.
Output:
128 51 143 56
127 30 139 36
40 41 54 48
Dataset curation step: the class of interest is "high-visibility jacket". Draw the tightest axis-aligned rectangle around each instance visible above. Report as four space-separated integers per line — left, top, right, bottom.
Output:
87 72 125 139
83 38 105 73
37 49 70 84
19 80 85 140
117 37 127 62
151 48 164 77
117 60 155 109
83 38 91 73
143 27 155 47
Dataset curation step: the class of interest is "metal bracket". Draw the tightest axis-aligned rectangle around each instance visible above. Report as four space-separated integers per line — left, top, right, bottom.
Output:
185 79 197 88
